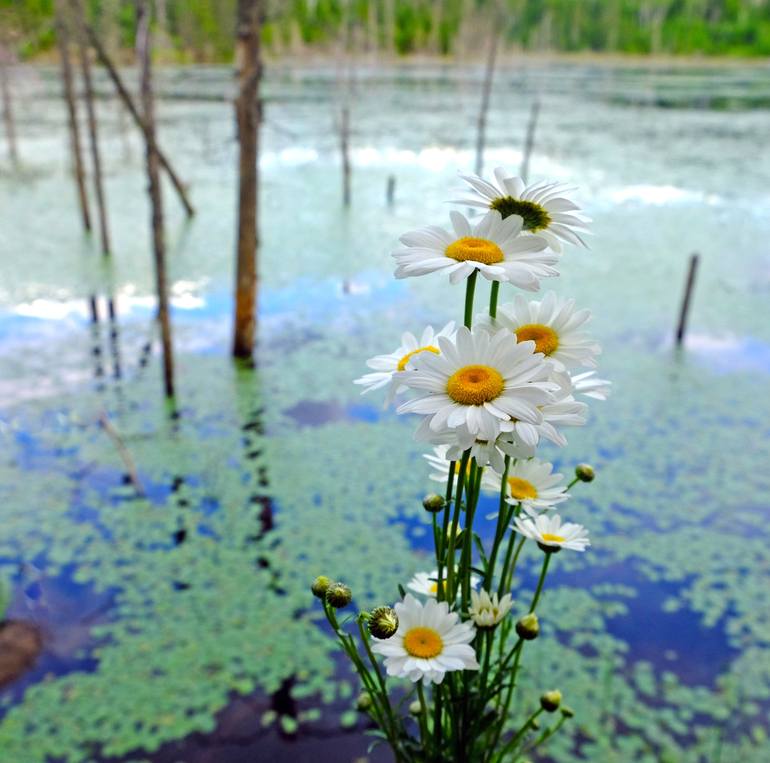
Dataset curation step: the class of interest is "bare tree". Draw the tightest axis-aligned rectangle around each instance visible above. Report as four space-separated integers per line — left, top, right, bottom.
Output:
0 44 19 167
55 0 91 232
519 99 540 183
232 0 261 360
70 0 110 256
137 0 175 398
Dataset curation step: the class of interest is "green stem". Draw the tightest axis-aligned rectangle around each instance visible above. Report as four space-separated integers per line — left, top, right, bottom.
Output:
489 280 500 318
460 459 483 609
529 552 553 613
484 455 511 589
493 707 545 763
357 619 398 733
437 462 456 603
446 449 470 600
464 269 478 328
416 680 430 753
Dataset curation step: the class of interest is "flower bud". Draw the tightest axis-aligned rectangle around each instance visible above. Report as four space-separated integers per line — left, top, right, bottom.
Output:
529 718 541 730
540 689 562 713
368 606 399 639
325 582 352 608
575 464 595 483
356 692 372 712
515 612 539 640
422 493 445 513
560 705 575 718
409 700 422 716
311 575 331 600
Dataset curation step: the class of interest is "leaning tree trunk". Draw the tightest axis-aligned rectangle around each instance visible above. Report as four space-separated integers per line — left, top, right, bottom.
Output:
136 0 175 398
232 0 261 360
55 0 92 232
475 17 500 176
0 45 19 167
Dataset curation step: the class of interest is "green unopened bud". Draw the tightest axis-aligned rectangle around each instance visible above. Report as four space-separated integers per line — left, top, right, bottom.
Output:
422 493 445 512
368 606 399 639
409 700 422 716
540 689 562 713
529 718 541 730
311 575 331 600
356 692 373 712
560 705 575 718
575 464 595 483
516 612 539 640
325 582 352 608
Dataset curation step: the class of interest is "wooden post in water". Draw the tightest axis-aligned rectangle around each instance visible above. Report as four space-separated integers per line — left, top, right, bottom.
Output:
137 0 175 398
70 0 110 257
675 253 699 347
386 174 396 206
55 0 92 232
519 99 540 183
80 19 194 218
232 0 261 360
474 13 500 176
0 45 19 167
339 104 351 206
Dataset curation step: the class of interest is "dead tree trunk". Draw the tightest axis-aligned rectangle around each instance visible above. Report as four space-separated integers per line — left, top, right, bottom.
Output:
0 46 19 167
232 0 261 360
475 16 500 176
80 19 194 217
339 105 351 206
55 0 91 232
137 0 175 398
71 0 110 256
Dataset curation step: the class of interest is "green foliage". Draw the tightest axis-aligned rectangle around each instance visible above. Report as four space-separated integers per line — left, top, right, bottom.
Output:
5 0 770 59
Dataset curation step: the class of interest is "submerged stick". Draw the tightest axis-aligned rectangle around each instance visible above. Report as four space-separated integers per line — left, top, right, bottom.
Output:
675 253 699 346
78 14 195 218
98 411 144 496
54 0 92 232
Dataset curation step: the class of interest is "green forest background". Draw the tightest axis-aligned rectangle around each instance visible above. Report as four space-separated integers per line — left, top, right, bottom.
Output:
3 0 770 62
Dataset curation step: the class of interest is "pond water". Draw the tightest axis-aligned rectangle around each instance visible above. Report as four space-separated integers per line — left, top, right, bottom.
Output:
1 60 770 762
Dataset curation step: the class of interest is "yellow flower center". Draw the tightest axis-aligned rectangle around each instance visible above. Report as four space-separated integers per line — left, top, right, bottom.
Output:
397 345 439 372
403 626 443 659
507 477 538 501
445 236 504 265
427 580 446 596
515 324 559 356
446 364 504 405
541 532 565 543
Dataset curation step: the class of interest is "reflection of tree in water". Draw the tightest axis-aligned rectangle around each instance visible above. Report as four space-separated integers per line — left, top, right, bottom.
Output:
0 621 43 689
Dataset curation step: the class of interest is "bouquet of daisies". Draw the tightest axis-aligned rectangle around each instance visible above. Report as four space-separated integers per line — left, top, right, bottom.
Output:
313 167 609 763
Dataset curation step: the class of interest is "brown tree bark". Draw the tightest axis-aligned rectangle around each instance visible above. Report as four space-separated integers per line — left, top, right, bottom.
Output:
79 17 194 217
137 0 175 398
232 0 261 360
0 46 19 166
519 99 540 183
70 0 110 256
54 0 92 232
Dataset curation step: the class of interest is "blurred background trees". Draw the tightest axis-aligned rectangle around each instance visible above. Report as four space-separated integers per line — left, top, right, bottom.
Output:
2 0 770 61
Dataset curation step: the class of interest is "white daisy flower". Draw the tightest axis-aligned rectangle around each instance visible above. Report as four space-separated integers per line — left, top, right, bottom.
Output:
571 370 612 401
407 569 480 599
371 594 479 684
513 513 590 553
354 322 456 405
398 327 555 443
483 458 568 516
483 292 601 372
469 589 514 628
503 371 588 452
392 210 556 291
454 166 590 252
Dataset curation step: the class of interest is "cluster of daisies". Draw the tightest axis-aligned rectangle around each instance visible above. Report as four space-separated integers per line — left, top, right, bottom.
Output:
352 168 608 686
